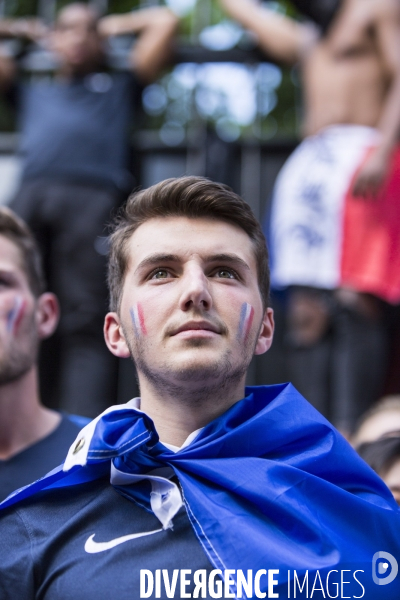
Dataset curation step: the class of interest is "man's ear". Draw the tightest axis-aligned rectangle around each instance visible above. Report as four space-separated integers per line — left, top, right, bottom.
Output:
254 307 274 356
104 312 131 358
36 293 59 340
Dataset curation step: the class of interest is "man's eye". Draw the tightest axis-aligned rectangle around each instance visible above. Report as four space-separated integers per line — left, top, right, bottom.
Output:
150 269 170 279
214 269 236 279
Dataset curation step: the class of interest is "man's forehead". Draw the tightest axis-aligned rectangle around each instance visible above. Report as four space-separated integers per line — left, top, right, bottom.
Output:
126 216 255 268
0 235 28 283
56 4 98 27
0 234 23 264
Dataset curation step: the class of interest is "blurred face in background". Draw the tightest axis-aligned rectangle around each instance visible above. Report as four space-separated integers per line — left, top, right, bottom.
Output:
51 4 103 73
352 410 400 447
381 459 400 505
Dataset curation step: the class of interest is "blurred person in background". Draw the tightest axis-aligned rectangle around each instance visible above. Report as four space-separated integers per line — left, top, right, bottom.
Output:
0 207 88 503
220 0 400 435
0 2 178 417
357 434 400 505
351 395 400 448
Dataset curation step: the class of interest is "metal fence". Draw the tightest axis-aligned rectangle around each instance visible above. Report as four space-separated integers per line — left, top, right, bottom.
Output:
0 0 299 390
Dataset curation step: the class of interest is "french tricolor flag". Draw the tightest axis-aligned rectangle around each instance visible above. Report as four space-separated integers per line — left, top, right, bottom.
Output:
269 126 400 304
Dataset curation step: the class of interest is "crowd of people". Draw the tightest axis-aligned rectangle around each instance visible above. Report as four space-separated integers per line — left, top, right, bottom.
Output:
1 1 400 598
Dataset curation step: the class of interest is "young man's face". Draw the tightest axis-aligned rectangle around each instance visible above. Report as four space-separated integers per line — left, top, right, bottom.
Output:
0 235 57 385
105 217 274 393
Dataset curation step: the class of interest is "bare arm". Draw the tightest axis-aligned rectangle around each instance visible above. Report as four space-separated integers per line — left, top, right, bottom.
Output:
353 0 400 197
0 18 47 41
219 0 315 65
0 18 47 90
98 7 179 83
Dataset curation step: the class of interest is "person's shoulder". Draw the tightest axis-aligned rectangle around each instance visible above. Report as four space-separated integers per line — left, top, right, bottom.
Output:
373 0 400 21
0 476 110 528
65 413 91 429
42 412 89 449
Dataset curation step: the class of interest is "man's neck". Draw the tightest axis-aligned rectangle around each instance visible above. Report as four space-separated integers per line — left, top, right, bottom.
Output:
0 368 61 460
138 376 247 447
56 57 105 80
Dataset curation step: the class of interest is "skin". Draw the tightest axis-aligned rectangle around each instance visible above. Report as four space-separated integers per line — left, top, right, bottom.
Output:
352 410 400 446
381 458 400 505
219 0 400 199
104 216 274 447
49 4 104 77
0 2 178 83
0 235 60 460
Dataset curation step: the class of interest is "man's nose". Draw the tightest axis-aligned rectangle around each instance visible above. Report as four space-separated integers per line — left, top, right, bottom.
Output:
178 266 212 311
72 28 87 42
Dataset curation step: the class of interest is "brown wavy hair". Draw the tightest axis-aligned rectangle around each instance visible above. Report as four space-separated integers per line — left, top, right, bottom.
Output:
0 207 45 297
107 176 270 312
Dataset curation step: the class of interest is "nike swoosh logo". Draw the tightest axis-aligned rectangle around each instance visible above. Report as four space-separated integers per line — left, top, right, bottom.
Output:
84 527 163 553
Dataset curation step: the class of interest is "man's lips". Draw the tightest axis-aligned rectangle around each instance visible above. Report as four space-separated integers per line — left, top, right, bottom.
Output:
171 321 221 337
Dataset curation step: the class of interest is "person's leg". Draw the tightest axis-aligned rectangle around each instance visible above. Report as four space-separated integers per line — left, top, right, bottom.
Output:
330 291 388 435
284 287 332 416
41 182 119 417
383 303 400 394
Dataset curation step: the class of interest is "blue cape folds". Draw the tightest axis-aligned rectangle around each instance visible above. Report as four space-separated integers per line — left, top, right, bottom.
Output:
2 383 400 597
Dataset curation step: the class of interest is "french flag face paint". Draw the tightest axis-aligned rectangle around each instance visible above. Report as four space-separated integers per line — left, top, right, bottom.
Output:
6 296 25 334
130 303 147 335
237 302 254 341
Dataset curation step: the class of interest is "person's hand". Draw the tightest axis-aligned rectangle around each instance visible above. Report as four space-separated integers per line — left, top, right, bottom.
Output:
97 15 124 39
10 18 48 42
351 147 389 199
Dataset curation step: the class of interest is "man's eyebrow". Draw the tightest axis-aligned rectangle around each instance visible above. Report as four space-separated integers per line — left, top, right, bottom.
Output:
135 253 251 274
205 254 251 271
135 254 180 274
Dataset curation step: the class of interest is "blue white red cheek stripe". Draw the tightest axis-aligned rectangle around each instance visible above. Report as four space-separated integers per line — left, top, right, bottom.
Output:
130 306 140 336
130 304 146 335
237 302 254 340
6 296 24 333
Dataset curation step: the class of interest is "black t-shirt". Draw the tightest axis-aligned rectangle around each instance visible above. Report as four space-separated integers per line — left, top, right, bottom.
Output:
0 413 89 503
0 477 216 600
16 72 138 191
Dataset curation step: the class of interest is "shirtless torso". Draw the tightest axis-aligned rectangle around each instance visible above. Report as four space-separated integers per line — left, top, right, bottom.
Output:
304 0 392 135
220 0 400 196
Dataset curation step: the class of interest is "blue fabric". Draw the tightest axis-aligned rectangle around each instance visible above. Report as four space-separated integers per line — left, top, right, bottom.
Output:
2 383 400 596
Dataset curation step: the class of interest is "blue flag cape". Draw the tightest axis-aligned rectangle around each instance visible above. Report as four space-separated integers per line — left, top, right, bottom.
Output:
2 383 400 597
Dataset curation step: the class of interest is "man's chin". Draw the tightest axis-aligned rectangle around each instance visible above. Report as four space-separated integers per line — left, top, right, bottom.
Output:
139 352 247 387
167 348 230 376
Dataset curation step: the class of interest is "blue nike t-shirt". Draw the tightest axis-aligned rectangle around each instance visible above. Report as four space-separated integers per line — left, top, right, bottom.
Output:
0 477 216 599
